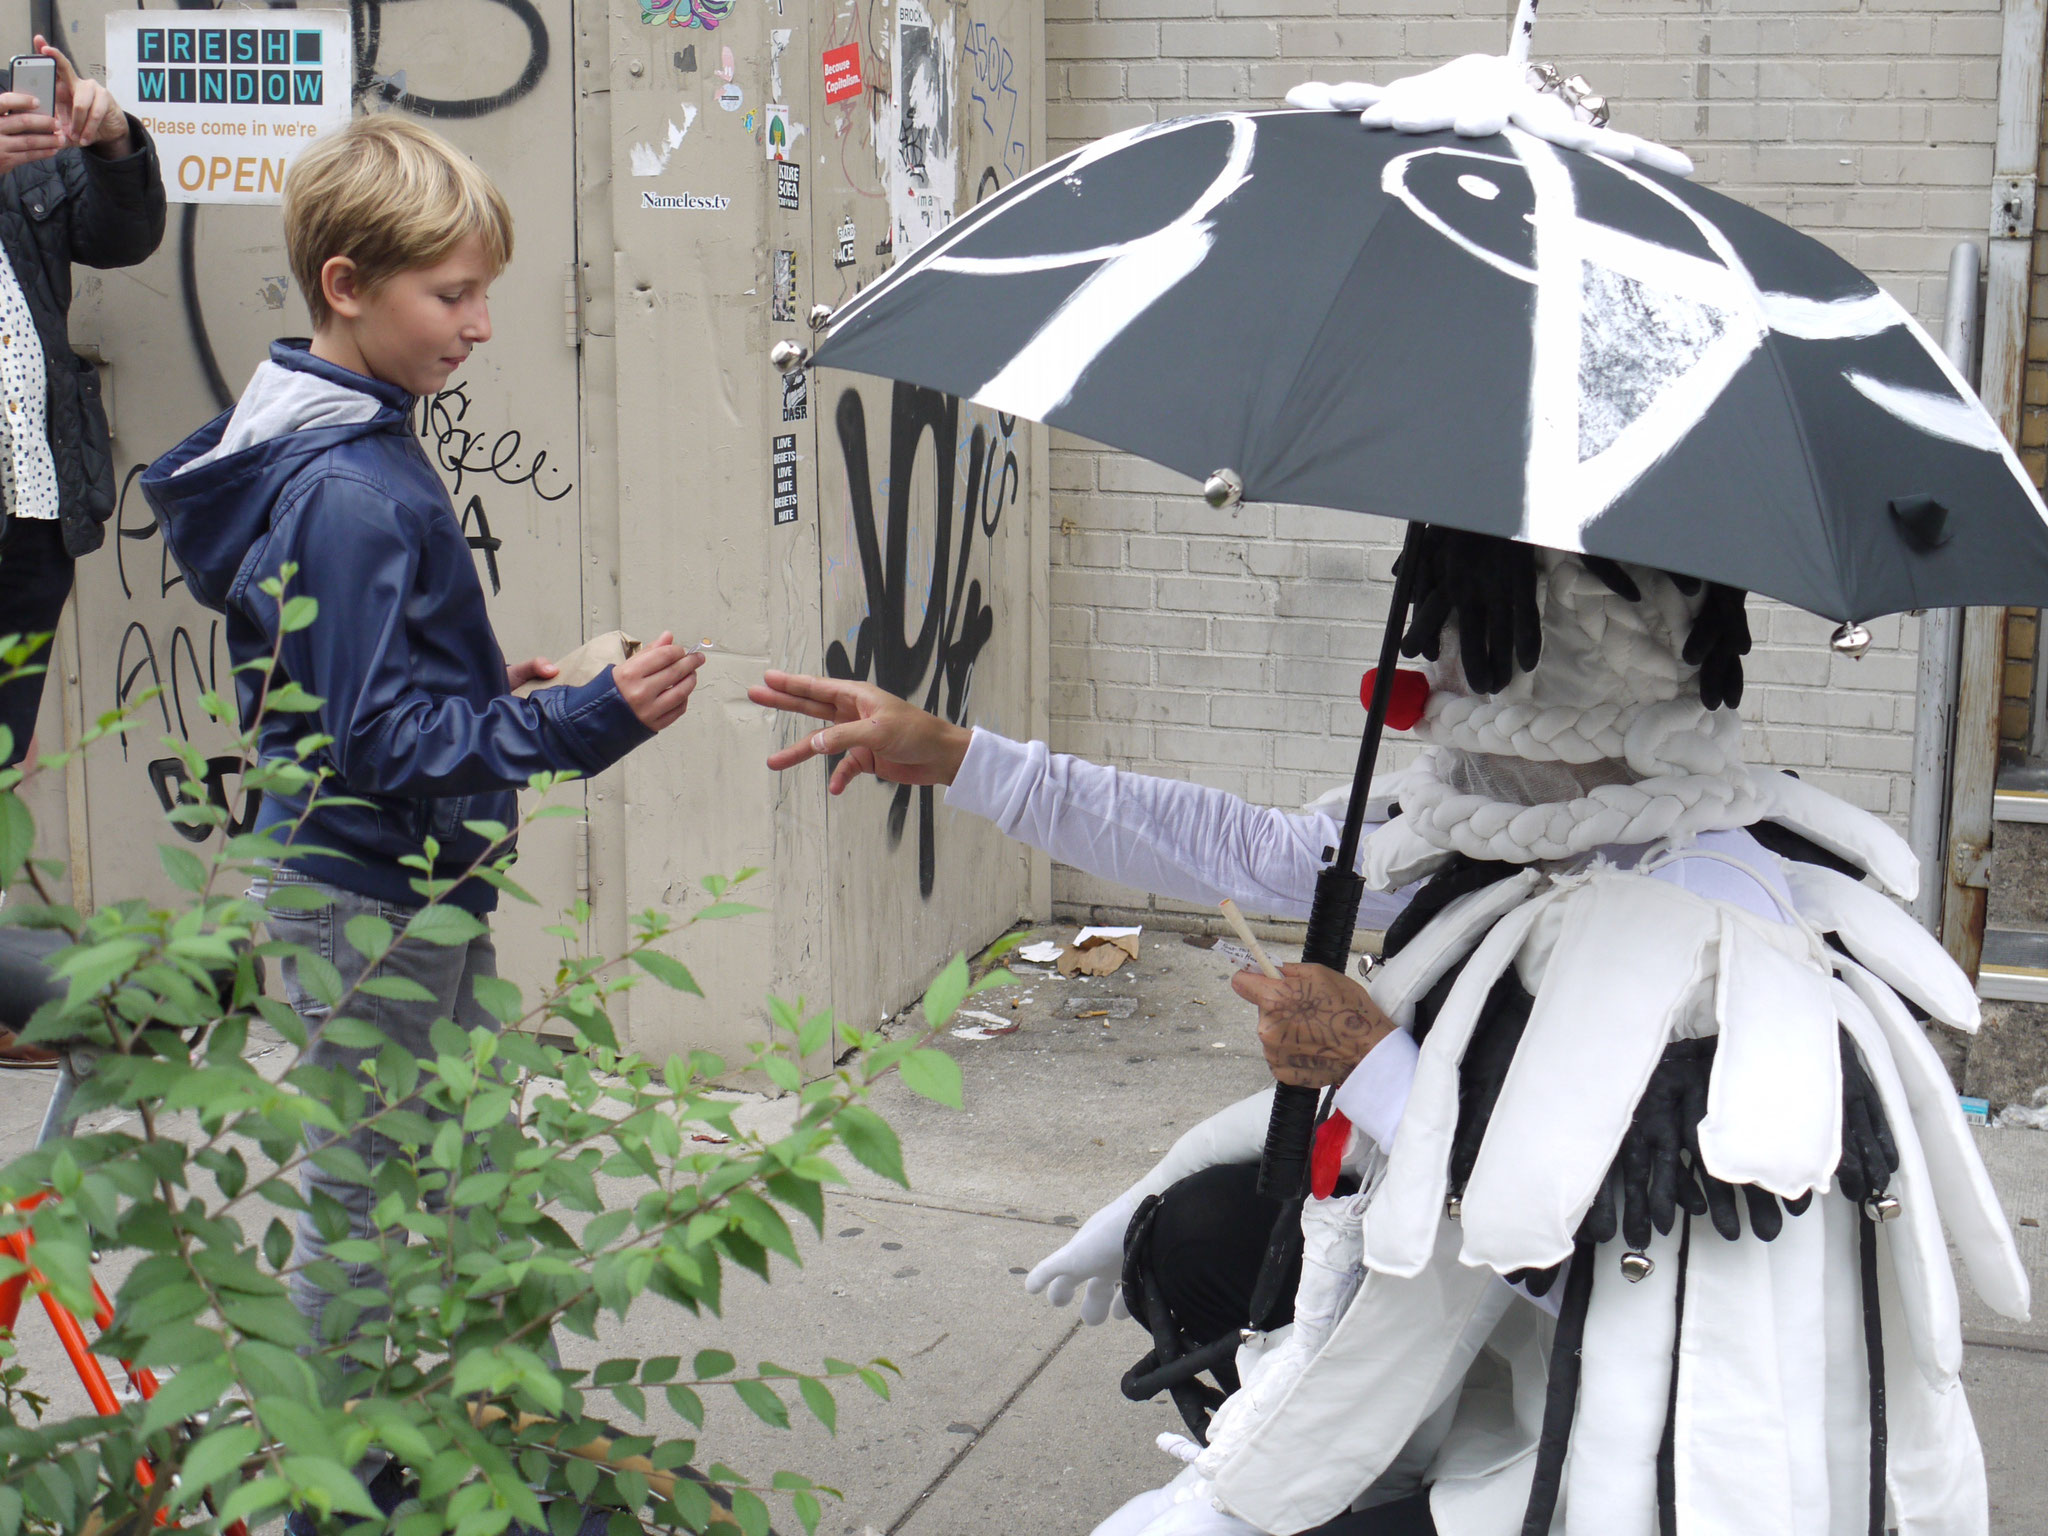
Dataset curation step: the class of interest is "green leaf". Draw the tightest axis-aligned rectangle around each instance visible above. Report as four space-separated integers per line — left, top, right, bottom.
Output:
344 914 395 965
693 1349 735 1379
216 1475 292 1527
316 1016 391 1050
358 974 439 1003
175 1423 260 1502
471 974 525 1025
730 1490 771 1536
296 951 345 1007
694 902 763 922
834 1106 906 1187
631 950 702 997
921 953 971 1031
138 1358 231 1437
405 905 488 947
664 1384 704 1426
792 1489 822 1535
899 1048 963 1109
798 1377 837 1434
158 843 209 893
731 1379 788 1430
279 595 320 632
0 793 31 885
262 1217 295 1272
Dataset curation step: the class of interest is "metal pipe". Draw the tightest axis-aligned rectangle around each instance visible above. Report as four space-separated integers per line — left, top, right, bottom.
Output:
1909 241 1981 933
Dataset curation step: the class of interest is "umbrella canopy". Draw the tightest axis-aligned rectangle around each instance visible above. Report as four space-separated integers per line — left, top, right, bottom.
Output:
810 107 2048 623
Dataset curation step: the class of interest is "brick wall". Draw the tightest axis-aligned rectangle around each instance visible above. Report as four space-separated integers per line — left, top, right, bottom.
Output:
1037 0 2003 925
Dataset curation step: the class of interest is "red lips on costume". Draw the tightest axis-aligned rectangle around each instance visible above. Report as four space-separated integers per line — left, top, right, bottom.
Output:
1359 667 1430 730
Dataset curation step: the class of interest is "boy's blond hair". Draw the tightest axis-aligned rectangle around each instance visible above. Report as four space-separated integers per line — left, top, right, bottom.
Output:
283 116 513 328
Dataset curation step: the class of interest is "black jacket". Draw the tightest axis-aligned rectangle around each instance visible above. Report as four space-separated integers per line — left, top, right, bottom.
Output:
0 117 166 557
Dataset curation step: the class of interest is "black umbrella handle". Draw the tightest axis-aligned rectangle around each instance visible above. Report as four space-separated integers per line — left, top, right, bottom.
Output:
1253 522 1425 1205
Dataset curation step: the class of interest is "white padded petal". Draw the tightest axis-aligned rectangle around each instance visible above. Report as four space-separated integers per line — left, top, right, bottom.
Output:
1366 868 1542 1029
1833 979 1963 1387
1836 960 2029 1323
1459 876 1720 1274
1782 861 1979 1031
1364 892 1557 1278
1698 916 1842 1197
1751 768 1920 901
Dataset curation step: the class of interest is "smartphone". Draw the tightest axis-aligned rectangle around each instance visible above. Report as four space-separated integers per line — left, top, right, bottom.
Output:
7 55 54 117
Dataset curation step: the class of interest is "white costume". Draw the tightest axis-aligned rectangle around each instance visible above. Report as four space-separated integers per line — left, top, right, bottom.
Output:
947 553 2025 1536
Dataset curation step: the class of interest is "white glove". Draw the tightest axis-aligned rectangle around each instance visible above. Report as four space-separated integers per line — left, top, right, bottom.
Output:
1025 1188 1140 1324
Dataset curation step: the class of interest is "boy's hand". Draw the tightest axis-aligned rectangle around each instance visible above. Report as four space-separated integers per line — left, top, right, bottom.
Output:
749 671 970 794
1231 962 1396 1087
615 631 702 731
37 38 129 157
507 656 558 692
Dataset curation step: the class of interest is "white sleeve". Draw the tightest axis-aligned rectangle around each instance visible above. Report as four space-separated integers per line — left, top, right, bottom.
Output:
1331 1027 1420 1153
943 729 1415 928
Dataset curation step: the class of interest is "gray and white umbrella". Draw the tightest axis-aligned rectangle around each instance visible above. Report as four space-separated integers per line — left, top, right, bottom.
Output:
804 96 2048 625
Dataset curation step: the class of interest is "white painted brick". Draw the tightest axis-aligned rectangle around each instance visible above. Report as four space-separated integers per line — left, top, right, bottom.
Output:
1054 644 1152 685
1097 685 1211 724
1211 693 1328 732
1098 609 1208 649
1160 650 1269 689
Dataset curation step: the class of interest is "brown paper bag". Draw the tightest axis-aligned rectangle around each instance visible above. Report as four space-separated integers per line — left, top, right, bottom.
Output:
515 630 641 698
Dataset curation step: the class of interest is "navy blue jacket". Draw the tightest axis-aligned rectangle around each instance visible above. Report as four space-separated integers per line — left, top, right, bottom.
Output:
142 342 650 913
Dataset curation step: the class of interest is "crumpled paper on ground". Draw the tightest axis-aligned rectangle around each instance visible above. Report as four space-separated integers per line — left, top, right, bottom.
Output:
1058 925 1142 977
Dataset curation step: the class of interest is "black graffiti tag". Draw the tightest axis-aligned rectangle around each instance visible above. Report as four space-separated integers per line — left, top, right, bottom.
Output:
826 383 1016 898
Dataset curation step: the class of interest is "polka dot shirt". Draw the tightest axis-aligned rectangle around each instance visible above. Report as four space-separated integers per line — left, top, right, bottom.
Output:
0 247 56 521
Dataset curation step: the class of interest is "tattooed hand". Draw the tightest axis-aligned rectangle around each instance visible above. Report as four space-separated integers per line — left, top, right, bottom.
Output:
1230 962 1397 1087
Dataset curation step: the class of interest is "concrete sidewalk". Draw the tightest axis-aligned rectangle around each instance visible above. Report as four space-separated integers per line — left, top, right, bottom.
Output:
3 929 2045 1534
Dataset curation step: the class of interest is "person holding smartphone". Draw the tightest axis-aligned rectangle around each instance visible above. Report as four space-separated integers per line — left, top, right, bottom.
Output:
0 36 163 1065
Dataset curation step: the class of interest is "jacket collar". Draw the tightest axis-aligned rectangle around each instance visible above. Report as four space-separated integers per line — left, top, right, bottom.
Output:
268 338 415 415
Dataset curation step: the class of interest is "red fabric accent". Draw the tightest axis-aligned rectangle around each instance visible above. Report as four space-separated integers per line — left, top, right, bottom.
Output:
1311 1109 1353 1200
1359 667 1430 731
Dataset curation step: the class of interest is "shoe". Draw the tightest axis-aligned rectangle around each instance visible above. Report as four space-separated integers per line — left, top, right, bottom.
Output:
0 1030 59 1068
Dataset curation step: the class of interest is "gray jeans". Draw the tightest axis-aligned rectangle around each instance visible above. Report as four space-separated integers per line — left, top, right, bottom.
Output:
255 868 500 1354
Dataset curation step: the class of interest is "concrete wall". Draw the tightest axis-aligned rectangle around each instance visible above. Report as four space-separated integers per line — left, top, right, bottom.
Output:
1037 0 1999 924
32 0 1051 1060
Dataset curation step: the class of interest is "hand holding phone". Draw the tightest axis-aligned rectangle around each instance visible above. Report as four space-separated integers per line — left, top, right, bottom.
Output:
6 55 53 117
0 52 59 174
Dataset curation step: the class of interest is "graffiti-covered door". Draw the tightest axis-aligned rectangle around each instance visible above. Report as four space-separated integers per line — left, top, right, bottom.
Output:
55 0 592 989
810 0 1044 1018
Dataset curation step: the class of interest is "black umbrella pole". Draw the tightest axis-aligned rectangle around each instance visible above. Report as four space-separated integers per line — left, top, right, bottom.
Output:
1256 523 1426 1202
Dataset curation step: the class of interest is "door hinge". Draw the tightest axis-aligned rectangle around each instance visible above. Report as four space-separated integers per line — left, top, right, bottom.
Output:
564 259 581 349
1993 174 2037 240
1950 835 1993 890
576 814 592 905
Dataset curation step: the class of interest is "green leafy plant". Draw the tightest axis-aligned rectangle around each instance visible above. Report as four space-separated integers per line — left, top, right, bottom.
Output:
0 578 1006 1536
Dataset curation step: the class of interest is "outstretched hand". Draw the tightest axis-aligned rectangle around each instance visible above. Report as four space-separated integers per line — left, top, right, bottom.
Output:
1230 962 1396 1087
749 671 970 794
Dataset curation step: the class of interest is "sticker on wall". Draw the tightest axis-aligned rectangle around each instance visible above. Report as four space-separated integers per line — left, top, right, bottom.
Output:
822 42 863 104
642 189 731 210
776 161 801 211
770 28 791 100
717 81 743 111
677 44 697 71
742 110 757 132
782 368 809 422
834 216 857 268
890 0 957 257
772 249 798 321
643 0 733 29
765 103 793 162
629 104 699 177
772 434 800 525
106 11 351 205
